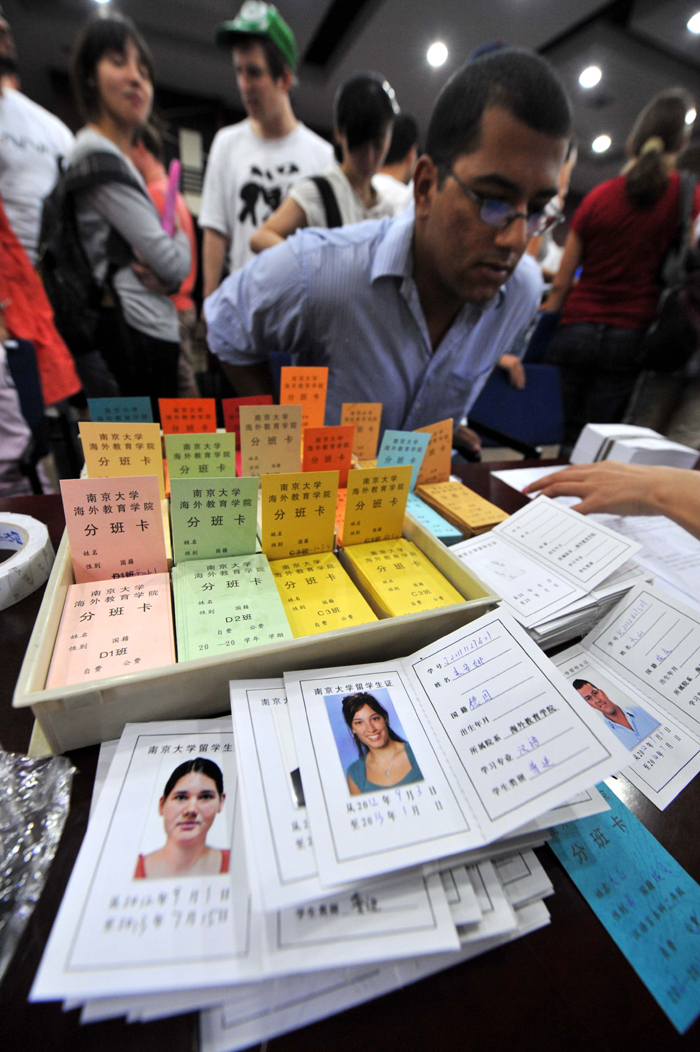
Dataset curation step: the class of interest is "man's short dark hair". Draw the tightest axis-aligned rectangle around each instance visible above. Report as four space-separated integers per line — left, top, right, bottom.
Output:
425 48 572 171
132 122 164 163
384 113 419 166
572 679 594 691
230 33 287 81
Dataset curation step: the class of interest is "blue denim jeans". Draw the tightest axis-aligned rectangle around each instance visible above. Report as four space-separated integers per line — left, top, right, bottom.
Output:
545 322 643 456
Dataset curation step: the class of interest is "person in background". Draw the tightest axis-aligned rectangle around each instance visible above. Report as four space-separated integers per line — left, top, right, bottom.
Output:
373 112 419 215
522 459 700 542
250 72 398 253
542 88 699 459
131 122 200 397
205 48 570 442
199 2 333 297
68 13 191 402
0 3 74 265
526 137 577 281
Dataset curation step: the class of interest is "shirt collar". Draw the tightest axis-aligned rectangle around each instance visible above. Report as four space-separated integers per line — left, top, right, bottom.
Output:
371 204 415 283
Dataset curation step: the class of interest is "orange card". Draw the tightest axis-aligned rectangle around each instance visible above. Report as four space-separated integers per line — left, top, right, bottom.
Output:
280 366 328 432
158 398 217 434
60 475 168 583
414 418 454 486
335 487 347 545
302 425 354 488
222 395 273 438
341 403 382 460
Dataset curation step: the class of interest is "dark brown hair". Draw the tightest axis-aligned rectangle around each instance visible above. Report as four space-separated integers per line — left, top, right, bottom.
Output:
341 692 405 758
70 13 154 122
162 758 224 799
625 88 694 206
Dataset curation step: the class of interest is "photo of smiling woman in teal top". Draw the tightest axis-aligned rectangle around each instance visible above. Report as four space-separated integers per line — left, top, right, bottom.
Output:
341 692 424 796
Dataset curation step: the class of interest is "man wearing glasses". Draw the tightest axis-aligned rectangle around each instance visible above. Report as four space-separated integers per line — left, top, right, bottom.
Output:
205 48 570 442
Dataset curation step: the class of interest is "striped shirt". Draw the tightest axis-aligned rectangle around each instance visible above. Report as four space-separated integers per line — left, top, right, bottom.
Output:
205 206 542 435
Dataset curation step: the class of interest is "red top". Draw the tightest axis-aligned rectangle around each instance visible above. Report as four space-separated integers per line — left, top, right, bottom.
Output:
562 171 700 330
147 176 197 314
133 848 230 879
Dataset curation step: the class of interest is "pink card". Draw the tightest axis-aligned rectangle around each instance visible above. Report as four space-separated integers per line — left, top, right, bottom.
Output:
60 476 168 583
46 573 175 688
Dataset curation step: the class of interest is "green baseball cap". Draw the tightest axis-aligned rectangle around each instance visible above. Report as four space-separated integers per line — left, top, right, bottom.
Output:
216 2 297 70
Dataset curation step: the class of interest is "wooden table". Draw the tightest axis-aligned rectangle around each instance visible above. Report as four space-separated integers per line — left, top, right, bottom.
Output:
1 465 699 1050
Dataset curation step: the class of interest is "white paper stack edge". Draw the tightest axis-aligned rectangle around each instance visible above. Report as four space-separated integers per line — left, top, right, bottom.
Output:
606 436 700 470
570 423 659 464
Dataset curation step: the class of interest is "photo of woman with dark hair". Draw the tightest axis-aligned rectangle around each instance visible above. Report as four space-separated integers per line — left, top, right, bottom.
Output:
133 757 229 879
341 692 423 796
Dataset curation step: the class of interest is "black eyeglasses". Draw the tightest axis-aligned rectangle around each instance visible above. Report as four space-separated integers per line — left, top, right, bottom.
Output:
444 167 563 238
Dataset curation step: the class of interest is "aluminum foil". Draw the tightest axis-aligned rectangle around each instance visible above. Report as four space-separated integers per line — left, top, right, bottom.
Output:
0 750 74 983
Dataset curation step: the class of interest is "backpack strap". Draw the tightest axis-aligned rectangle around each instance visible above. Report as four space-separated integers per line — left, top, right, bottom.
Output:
62 150 149 199
310 175 343 228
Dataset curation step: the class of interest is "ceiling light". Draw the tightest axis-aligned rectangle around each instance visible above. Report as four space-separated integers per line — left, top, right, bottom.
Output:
688 12 700 32
427 42 448 68
94 0 111 4
579 65 602 89
592 134 611 153
687 108 697 125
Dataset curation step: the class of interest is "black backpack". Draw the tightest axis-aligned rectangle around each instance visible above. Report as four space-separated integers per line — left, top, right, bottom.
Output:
37 151 148 357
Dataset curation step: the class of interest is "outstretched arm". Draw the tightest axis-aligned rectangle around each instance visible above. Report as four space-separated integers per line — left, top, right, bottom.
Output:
522 462 700 540
540 229 582 314
250 198 308 254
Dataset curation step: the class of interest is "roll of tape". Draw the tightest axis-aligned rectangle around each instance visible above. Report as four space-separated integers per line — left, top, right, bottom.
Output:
0 513 55 612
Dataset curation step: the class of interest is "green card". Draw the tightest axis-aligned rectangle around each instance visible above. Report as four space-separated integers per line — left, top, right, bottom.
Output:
165 433 237 479
172 553 293 661
170 476 258 563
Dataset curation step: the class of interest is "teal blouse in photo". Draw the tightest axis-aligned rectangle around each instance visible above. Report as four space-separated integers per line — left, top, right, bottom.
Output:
346 742 423 794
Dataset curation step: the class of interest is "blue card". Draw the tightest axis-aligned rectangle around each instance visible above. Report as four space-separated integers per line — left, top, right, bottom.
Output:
406 492 463 545
550 782 700 1033
88 397 154 423
376 429 431 491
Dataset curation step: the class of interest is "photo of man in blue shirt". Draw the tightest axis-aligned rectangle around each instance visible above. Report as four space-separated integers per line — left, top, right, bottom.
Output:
573 678 661 750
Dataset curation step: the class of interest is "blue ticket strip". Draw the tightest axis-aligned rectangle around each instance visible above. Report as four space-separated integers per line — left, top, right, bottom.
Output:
550 782 700 1033
87 396 154 423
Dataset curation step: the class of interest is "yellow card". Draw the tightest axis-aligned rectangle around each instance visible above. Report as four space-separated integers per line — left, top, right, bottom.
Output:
343 537 464 616
239 404 302 476
79 422 165 499
340 403 382 460
342 465 412 546
415 481 508 534
414 419 453 486
261 470 338 560
280 366 328 432
270 551 377 636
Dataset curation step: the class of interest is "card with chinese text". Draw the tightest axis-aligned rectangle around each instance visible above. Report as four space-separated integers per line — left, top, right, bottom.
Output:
30 720 258 1002
170 477 258 564
302 426 354 489
376 430 430 492
550 782 700 1033
279 366 328 431
172 554 292 662
270 552 377 636
46 574 175 688
405 493 463 546
283 608 629 885
342 538 463 617
79 422 166 499
60 476 168 583
165 434 237 479
87 397 153 423
341 466 412 546
414 419 453 487
261 470 338 561
415 481 508 535
222 395 273 438
340 403 382 461
239 405 302 476
554 643 700 810
158 398 217 434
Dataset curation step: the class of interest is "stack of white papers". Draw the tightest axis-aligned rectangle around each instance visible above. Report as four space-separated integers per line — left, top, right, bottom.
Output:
450 496 651 649
607 436 700 470
31 609 628 1048
570 423 659 464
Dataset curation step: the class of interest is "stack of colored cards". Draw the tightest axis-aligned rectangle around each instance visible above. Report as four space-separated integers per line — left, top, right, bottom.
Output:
415 481 508 535
270 551 377 636
405 492 464 545
342 537 464 616
46 574 175 688
171 553 293 661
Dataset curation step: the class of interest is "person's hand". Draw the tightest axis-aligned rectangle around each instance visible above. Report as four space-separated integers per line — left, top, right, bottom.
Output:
498 354 526 389
132 262 178 296
521 461 678 517
454 425 482 454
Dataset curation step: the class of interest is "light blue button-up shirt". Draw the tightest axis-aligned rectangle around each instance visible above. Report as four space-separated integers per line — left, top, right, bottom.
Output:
603 705 661 750
205 206 542 435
